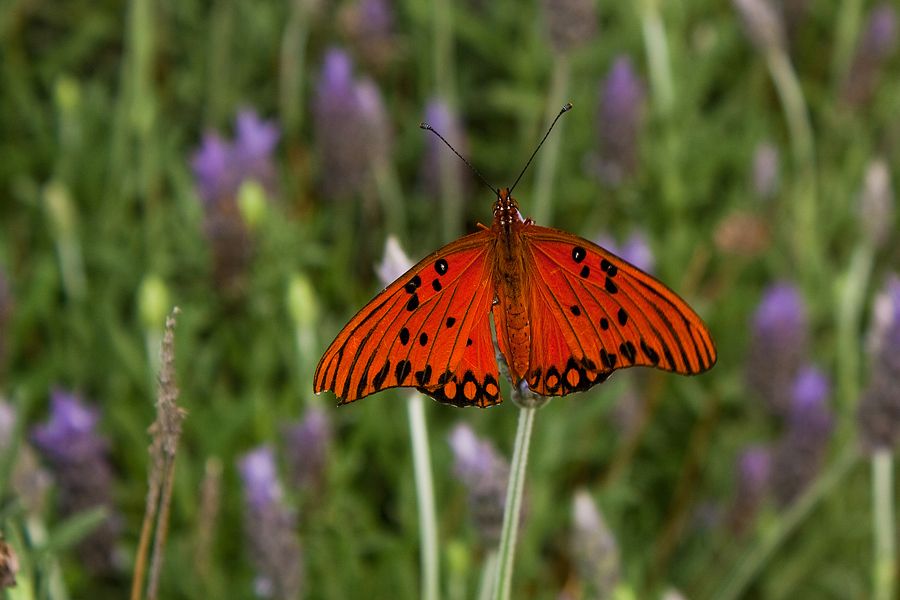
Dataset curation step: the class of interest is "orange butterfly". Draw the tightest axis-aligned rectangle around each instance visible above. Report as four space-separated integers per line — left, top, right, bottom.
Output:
315 107 716 407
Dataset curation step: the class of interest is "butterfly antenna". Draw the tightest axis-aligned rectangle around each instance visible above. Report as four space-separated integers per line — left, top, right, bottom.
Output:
508 102 573 195
419 122 499 198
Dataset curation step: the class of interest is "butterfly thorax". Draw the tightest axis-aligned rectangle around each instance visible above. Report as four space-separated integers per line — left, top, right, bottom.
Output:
491 188 532 381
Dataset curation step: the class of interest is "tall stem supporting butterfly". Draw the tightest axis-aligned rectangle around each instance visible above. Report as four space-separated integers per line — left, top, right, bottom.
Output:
407 392 440 600
872 449 896 600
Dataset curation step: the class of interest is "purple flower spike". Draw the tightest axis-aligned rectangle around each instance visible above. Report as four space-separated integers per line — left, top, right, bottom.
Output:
771 365 833 507
842 4 898 107
283 405 332 492
314 49 392 198
752 142 780 200
420 99 469 199
32 389 106 462
541 0 597 54
448 424 512 546
340 0 397 70
728 445 771 535
858 275 900 450
191 133 235 206
32 389 119 573
237 446 303 600
746 282 809 416
571 490 620 596
238 446 284 512
234 109 281 191
591 56 645 187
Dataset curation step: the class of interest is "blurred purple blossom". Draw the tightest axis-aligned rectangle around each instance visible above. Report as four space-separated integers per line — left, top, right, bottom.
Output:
771 365 833 506
191 109 280 206
31 389 120 573
728 445 771 534
190 109 280 293
238 446 303 599
752 142 780 200
420 99 470 200
314 48 392 198
842 4 898 107
588 56 645 187
448 423 511 546
594 231 655 274
733 0 785 52
340 0 397 70
541 0 597 54
858 275 900 450
746 282 809 416
283 405 332 492
571 490 620 597
858 159 894 249
376 236 413 286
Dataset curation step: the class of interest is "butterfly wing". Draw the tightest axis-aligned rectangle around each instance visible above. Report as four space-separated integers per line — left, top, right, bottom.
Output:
314 229 503 407
514 225 716 396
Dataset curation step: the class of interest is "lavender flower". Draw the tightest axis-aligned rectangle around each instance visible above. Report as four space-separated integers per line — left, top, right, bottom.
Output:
858 159 894 249
571 490 620 597
190 109 280 293
376 236 413 286
858 275 900 450
448 423 511 546
752 142 780 200
733 0 785 52
283 405 332 492
590 56 645 187
746 282 809 416
313 48 392 199
420 99 469 199
594 231 655 273
771 365 834 506
339 0 397 70
541 0 597 55
841 4 897 108
31 389 120 573
727 445 771 535
0 399 50 516
238 446 303 600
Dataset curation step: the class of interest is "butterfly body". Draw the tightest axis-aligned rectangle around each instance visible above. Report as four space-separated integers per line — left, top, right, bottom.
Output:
315 188 716 408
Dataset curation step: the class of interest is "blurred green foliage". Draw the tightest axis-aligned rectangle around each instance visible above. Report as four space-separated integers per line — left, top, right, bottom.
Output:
0 0 898 598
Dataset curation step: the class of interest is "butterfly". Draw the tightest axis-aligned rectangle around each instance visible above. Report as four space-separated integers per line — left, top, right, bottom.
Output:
314 184 716 407
315 104 716 407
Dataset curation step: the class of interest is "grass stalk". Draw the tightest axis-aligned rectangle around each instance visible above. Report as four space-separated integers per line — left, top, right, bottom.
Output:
531 57 571 226
872 449 896 600
406 393 440 600
491 403 537 600
715 444 860 600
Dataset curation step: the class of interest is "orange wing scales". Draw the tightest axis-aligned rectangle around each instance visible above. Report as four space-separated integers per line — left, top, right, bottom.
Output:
314 230 503 406
516 226 716 396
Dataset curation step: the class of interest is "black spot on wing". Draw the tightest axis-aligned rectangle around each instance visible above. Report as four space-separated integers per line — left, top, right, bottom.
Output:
373 361 391 391
395 360 412 384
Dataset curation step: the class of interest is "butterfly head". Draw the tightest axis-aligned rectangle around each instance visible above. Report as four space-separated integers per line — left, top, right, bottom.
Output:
493 187 524 228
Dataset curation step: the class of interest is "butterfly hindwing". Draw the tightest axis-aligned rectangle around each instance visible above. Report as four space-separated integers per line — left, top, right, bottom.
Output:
519 225 717 396
314 230 500 405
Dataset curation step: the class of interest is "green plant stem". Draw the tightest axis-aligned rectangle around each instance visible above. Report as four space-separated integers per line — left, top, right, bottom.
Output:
831 0 864 90
492 404 537 600
279 0 310 140
835 242 874 427
716 444 860 600
531 55 570 226
477 550 499 600
639 0 674 119
407 393 440 600
872 449 896 600
764 47 819 281
375 164 408 245
432 0 455 101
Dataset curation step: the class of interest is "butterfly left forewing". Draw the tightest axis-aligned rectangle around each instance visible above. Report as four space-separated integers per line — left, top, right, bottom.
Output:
314 229 500 405
519 225 716 396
